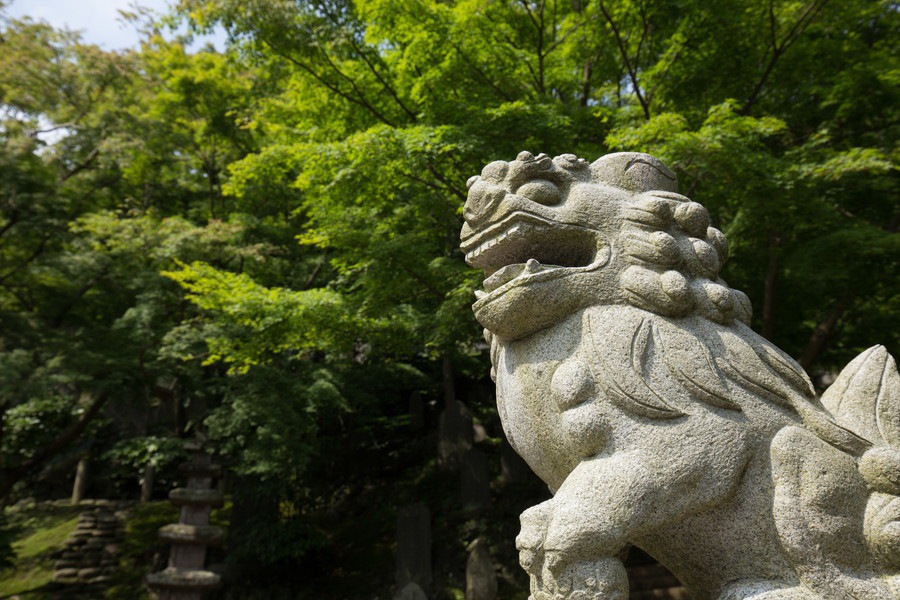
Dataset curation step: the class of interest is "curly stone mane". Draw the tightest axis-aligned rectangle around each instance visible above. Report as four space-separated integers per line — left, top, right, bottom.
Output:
579 156 871 456
616 189 753 326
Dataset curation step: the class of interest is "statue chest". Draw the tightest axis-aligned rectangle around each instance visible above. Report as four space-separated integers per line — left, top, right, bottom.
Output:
494 312 604 491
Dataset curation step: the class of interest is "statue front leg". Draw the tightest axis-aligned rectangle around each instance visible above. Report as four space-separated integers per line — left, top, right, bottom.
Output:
515 456 643 600
520 446 748 598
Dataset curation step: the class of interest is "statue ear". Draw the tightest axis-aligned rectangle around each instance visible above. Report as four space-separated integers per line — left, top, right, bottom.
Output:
590 152 679 194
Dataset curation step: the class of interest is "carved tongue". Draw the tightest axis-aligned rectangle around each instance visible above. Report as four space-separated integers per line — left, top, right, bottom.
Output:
483 259 544 293
484 264 525 293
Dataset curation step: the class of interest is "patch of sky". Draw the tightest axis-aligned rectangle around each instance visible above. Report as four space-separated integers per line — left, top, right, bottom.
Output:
4 0 227 52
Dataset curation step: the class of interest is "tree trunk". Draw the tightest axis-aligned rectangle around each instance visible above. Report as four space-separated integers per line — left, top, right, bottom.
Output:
762 233 781 341
0 392 108 502
140 463 156 503
71 458 89 505
797 293 854 370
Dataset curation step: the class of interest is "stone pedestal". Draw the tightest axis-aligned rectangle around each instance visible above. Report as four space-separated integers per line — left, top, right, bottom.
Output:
147 439 224 600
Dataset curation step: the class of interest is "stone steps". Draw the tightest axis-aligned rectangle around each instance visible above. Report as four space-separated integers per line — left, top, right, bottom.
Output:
49 500 133 599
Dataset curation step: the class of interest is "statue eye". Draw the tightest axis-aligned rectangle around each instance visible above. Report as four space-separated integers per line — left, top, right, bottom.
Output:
516 180 561 205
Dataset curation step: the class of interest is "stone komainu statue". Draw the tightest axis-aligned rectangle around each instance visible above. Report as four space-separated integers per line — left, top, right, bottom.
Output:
460 151 900 599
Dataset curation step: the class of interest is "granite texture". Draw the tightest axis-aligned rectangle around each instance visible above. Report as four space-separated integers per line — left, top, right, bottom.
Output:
461 151 900 599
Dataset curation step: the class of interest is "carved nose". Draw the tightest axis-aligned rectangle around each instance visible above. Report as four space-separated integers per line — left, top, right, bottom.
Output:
463 179 506 227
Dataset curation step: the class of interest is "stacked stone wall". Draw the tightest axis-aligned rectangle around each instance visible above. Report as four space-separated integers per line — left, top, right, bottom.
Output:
49 499 133 598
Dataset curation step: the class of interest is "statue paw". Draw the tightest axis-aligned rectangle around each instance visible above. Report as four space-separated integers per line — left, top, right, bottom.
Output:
529 557 628 600
517 501 555 575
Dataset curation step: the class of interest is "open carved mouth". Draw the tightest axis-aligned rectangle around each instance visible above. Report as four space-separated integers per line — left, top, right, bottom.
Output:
461 212 608 302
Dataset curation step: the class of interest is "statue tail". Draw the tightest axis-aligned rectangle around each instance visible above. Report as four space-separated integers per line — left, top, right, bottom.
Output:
821 345 900 571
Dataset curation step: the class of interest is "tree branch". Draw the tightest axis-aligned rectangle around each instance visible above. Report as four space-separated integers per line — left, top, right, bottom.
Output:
544 13 603 55
449 41 514 102
344 35 418 121
598 0 650 119
60 146 100 182
51 267 108 328
425 163 467 201
797 292 854 369
0 235 49 283
0 392 109 501
741 0 829 114
303 255 326 290
517 0 546 93
261 39 396 127
0 199 19 239
317 7 418 122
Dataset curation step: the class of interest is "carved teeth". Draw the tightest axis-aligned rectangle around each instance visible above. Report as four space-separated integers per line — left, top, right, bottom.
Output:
465 221 550 263
525 259 541 273
474 290 487 300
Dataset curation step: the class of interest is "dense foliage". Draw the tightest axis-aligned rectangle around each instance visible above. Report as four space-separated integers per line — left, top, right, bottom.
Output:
0 0 897 596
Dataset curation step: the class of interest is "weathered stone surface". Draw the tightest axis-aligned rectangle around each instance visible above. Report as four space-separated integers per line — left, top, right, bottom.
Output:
77 567 101 578
465 539 497 600
54 568 79 579
395 503 432 589
461 151 900 599
55 560 79 569
168 488 224 508
146 568 221 590
158 523 225 546
178 461 223 478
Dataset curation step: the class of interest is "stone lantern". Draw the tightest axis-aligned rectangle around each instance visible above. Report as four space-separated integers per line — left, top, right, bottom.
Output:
147 439 224 599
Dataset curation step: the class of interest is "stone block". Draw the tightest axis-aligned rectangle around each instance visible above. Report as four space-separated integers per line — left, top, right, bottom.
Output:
168 487 224 508
77 567 101 578
54 568 79 579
